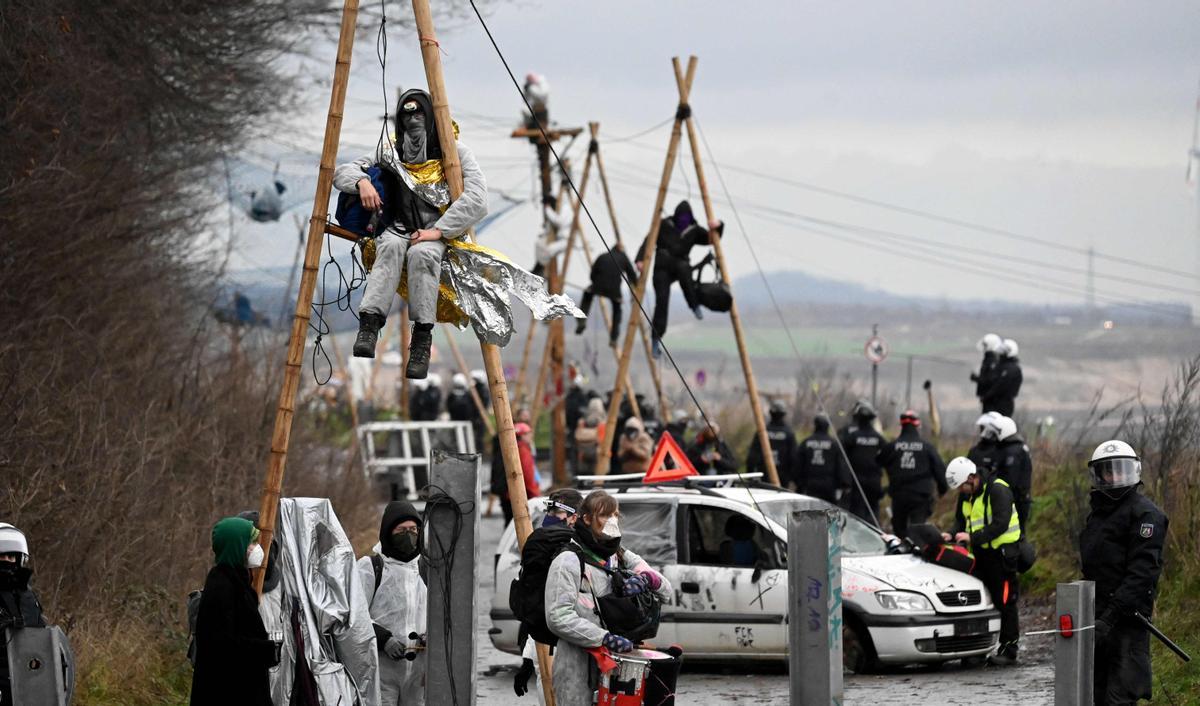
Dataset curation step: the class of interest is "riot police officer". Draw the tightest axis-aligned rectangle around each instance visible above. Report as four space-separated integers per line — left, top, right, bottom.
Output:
992 416 1033 530
746 400 797 488
796 414 851 505
0 523 49 706
877 410 947 539
966 411 1002 471
1079 440 1168 705
839 400 886 524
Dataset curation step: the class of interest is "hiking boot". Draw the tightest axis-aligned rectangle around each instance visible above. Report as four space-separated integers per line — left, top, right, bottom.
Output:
406 323 434 379
353 312 386 358
692 305 704 320
987 648 1018 667
575 319 587 335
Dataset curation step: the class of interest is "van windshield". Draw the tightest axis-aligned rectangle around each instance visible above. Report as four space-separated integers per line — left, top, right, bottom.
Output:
758 499 888 556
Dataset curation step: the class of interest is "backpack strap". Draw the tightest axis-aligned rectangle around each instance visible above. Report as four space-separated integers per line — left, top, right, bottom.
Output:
371 553 384 596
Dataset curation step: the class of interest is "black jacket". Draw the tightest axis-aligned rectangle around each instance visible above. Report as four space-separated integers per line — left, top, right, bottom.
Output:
950 474 1017 549
446 388 476 422
966 438 999 473
981 356 1022 415
993 436 1033 496
877 427 948 498
973 352 998 398
0 567 47 693
412 387 442 421
636 202 723 266
745 420 797 486
588 247 637 299
795 430 852 503
190 564 277 706
1080 488 1168 622
838 423 885 496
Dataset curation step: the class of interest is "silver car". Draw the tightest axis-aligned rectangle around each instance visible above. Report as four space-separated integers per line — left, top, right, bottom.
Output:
489 483 1000 671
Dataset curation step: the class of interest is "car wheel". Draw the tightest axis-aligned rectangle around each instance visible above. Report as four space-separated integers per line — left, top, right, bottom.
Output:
843 616 879 675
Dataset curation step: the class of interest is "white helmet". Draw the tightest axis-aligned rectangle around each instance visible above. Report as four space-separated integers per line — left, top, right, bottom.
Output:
977 333 1002 353
994 416 1018 441
0 523 30 566
451 373 468 389
946 457 978 490
428 372 443 388
1088 440 1141 491
413 378 430 391
470 369 487 385
975 411 1002 437
1002 338 1019 357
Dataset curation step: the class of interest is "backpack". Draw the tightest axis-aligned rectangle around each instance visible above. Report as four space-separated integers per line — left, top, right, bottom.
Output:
334 165 398 238
186 590 203 667
509 525 576 647
691 253 732 313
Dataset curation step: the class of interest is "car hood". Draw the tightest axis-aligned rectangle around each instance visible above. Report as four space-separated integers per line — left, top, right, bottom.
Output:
844 554 985 595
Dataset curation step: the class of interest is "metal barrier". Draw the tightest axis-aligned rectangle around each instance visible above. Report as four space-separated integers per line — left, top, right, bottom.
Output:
357 420 476 498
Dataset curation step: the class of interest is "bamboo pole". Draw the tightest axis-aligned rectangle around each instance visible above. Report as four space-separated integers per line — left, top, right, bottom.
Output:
442 325 496 436
516 172 571 406
399 305 410 418
674 56 780 486
589 122 670 419
595 56 695 475
409 1 554 701
252 0 360 594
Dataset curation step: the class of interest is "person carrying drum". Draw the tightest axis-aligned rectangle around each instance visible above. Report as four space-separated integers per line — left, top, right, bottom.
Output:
544 491 673 706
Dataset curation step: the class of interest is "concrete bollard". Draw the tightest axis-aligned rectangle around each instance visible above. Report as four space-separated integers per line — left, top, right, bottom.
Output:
788 508 844 706
424 450 481 706
1054 580 1095 706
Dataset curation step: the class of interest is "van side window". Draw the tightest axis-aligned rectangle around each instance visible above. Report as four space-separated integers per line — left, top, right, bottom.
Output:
686 507 780 569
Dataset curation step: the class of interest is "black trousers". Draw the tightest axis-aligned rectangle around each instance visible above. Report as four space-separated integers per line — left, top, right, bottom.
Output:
974 548 1020 652
578 287 621 342
1014 494 1032 532
651 255 698 337
847 487 882 527
1094 618 1152 705
890 493 933 540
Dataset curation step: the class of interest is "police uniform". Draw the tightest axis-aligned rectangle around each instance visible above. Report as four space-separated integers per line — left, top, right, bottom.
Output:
746 419 797 488
993 435 1033 529
796 428 851 505
877 426 948 539
1080 486 1167 705
839 421 885 523
952 472 1021 661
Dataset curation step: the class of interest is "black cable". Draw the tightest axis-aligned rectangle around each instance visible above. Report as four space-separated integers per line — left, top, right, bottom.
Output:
420 483 475 706
609 137 1199 282
467 1 770 519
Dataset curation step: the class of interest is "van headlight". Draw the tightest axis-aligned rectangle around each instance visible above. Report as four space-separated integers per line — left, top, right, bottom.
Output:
875 591 935 613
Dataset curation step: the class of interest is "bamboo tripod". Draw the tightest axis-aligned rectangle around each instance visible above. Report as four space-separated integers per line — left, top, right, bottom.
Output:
674 56 780 486
595 57 780 486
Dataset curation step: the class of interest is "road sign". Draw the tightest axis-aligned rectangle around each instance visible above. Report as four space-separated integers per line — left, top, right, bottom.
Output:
864 336 889 364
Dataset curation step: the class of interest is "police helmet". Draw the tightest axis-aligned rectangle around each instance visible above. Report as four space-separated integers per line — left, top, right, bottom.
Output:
994 416 1018 441
945 457 977 490
1088 440 1141 491
851 399 877 421
977 333 1003 353
0 523 30 567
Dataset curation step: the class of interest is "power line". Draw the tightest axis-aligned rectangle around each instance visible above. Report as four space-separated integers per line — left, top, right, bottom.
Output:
608 137 1198 282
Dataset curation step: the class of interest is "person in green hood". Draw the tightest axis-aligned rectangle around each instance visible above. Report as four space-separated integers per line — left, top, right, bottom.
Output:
190 517 279 706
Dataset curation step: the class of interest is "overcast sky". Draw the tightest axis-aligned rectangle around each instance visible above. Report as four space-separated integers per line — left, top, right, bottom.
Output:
225 0 1200 311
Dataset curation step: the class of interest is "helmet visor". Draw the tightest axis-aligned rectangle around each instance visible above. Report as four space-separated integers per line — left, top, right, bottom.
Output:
1090 457 1141 490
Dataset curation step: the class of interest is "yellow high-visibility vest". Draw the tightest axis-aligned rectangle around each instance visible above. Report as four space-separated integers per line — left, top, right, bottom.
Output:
961 478 1022 549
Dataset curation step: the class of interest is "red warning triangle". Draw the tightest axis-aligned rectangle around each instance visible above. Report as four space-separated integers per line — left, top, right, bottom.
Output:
643 431 699 483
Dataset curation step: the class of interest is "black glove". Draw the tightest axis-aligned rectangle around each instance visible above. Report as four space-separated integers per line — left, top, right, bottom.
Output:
513 658 535 697
970 372 980 383
1094 616 1112 647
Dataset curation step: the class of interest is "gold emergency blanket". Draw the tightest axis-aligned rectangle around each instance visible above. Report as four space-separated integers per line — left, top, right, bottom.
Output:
361 237 583 347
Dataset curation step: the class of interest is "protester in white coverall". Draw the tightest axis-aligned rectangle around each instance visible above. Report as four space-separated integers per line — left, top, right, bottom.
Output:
544 491 672 706
357 501 427 705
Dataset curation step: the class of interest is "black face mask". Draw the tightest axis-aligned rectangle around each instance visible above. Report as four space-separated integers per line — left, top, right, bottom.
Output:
0 562 30 590
575 519 621 558
390 533 421 562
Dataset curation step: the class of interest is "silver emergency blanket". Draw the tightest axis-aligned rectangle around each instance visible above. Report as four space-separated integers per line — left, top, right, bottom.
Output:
260 498 380 706
440 240 584 347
